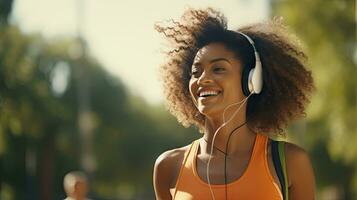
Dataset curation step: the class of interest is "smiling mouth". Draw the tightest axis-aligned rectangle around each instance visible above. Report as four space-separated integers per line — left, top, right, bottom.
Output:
197 91 222 99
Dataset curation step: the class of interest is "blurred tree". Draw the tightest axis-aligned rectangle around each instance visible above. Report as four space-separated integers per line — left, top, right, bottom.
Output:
0 24 199 199
272 0 356 199
0 0 12 26
0 25 34 199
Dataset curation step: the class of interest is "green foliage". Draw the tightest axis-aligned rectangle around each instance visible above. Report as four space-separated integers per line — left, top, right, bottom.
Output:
0 23 199 199
273 0 356 198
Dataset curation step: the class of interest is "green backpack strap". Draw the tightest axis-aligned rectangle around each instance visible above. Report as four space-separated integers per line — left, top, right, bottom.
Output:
278 141 289 200
271 140 289 200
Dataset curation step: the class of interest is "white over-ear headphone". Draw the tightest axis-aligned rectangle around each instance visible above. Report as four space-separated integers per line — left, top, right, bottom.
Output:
237 31 263 96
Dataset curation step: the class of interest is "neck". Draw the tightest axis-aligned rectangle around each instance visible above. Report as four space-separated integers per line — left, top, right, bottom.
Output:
202 108 256 156
73 196 85 200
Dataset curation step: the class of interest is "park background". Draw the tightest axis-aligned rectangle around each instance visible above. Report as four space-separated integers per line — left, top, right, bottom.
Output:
0 0 356 199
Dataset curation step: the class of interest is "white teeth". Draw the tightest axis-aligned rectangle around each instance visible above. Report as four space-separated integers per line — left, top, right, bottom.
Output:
199 90 219 97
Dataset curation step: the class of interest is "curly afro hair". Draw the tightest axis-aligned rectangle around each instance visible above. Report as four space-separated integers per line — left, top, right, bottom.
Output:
155 8 315 136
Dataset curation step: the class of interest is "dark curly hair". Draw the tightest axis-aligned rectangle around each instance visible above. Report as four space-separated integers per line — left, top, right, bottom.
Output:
155 8 315 136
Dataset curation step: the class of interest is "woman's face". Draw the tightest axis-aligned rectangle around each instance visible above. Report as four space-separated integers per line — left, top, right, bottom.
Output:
189 42 245 118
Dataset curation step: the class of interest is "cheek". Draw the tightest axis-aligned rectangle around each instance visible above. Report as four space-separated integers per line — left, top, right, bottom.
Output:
188 79 197 99
222 75 243 98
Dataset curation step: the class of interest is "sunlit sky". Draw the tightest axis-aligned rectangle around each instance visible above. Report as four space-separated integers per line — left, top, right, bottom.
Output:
12 0 269 104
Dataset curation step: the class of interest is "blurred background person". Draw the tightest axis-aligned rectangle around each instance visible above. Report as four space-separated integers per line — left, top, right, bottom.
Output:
63 171 91 200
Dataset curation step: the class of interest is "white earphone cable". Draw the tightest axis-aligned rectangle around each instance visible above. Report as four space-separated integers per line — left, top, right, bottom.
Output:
206 92 253 200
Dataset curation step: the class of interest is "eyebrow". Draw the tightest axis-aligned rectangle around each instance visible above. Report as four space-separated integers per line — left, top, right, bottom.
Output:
193 57 231 66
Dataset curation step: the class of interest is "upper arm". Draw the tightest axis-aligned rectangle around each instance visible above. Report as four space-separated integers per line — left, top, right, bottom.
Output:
285 142 316 200
153 147 187 200
153 151 174 200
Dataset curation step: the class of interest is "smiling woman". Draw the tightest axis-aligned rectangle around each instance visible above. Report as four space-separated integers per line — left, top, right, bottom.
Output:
153 7 316 200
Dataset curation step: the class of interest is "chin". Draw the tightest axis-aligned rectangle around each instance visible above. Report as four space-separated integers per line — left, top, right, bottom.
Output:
198 105 222 118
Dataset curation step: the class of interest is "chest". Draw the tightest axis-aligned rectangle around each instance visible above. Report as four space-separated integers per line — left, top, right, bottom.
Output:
195 143 282 191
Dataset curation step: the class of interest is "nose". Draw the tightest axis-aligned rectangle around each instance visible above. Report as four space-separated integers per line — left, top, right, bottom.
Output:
197 70 214 85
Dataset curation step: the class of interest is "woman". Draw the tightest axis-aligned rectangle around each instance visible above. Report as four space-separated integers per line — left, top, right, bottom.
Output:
153 8 316 200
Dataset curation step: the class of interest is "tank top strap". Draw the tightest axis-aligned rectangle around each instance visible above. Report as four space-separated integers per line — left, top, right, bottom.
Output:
251 133 268 162
172 139 199 198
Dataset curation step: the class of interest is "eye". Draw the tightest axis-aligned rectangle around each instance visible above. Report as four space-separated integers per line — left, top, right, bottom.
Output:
190 67 201 77
213 66 225 73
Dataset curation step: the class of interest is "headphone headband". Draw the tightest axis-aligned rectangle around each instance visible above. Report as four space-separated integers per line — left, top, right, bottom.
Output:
236 31 257 52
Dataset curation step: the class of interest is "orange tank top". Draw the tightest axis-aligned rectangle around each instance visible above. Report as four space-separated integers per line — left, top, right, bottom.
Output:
172 133 283 200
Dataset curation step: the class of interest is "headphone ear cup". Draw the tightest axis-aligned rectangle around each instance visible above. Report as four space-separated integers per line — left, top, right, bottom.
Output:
241 67 253 96
251 61 263 94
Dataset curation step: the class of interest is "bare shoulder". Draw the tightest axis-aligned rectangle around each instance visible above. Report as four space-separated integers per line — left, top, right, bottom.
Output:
154 144 191 181
284 142 316 199
153 144 192 200
285 142 310 162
